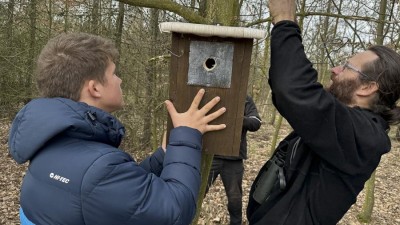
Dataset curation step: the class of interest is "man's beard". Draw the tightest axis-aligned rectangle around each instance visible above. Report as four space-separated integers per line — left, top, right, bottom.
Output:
326 77 361 105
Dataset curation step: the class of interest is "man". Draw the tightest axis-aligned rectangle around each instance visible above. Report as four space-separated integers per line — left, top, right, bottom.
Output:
247 0 400 224
206 95 261 225
9 32 226 225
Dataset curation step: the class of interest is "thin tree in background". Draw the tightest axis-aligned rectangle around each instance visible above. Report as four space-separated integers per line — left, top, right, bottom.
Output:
91 0 100 34
115 1 125 72
47 0 53 36
357 0 387 222
63 0 69 32
141 8 160 150
0 0 15 111
27 0 38 101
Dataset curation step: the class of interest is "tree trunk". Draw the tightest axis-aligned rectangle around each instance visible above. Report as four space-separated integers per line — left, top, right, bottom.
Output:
298 0 306 29
396 126 400 142
269 114 283 155
1 0 15 108
357 0 386 222
115 2 125 73
47 0 53 37
149 8 161 150
27 0 37 100
190 153 214 225
318 1 332 85
64 0 69 32
375 0 387 45
357 172 376 223
141 8 160 150
205 0 240 25
6 0 14 43
249 0 267 102
91 0 100 34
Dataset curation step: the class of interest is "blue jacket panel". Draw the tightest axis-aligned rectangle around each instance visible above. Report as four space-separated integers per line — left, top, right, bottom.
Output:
9 98 202 225
20 208 35 225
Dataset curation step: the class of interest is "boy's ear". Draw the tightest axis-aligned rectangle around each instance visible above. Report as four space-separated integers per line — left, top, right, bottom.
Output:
356 81 379 97
87 80 102 98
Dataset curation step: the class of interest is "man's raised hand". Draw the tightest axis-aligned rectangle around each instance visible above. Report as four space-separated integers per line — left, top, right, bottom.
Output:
268 0 296 24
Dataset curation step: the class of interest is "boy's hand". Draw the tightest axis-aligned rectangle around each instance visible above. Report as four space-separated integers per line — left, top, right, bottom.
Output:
161 131 167 152
268 0 296 24
165 89 226 134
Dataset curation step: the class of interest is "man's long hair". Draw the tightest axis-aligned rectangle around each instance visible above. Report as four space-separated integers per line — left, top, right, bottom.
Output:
361 46 400 125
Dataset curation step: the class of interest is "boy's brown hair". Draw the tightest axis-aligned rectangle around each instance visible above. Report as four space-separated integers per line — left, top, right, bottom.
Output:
36 32 119 101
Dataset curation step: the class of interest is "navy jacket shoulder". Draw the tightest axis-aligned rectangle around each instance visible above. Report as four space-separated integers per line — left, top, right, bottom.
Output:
9 98 202 225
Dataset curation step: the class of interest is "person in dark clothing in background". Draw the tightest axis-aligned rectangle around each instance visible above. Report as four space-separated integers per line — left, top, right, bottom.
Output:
8 32 227 225
246 0 400 225
206 95 262 225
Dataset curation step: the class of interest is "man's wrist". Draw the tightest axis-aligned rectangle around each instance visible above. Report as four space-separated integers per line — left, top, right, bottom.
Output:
271 20 300 33
273 15 296 24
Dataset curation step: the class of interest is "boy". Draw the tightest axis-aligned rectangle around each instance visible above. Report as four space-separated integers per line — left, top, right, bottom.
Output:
9 32 226 225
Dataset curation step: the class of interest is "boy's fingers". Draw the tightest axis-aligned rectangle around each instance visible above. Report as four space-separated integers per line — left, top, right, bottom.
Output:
204 107 226 122
205 124 227 132
165 100 177 117
200 96 221 114
189 89 205 111
162 131 167 150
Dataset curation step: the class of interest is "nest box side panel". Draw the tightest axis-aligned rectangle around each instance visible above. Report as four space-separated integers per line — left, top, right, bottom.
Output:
230 39 254 156
166 33 195 145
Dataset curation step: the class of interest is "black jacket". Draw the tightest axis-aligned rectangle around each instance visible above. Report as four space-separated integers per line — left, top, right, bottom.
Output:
247 21 390 225
216 95 262 160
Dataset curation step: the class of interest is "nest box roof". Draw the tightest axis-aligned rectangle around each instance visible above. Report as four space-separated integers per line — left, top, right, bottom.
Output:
159 22 266 40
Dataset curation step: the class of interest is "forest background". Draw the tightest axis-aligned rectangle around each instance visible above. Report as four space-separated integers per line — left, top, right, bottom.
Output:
1 0 400 224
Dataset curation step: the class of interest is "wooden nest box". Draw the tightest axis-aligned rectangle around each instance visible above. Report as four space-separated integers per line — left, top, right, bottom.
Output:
160 22 266 156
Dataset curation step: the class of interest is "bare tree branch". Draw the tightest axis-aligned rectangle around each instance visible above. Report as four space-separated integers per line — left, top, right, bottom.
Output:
245 12 398 27
118 0 210 24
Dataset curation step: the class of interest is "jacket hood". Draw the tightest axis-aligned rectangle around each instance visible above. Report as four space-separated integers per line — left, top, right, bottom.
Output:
8 98 125 164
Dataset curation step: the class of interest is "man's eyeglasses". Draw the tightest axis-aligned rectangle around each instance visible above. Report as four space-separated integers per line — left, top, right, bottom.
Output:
341 61 375 81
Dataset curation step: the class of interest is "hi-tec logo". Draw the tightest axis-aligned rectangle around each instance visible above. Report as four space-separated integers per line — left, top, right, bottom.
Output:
49 173 70 184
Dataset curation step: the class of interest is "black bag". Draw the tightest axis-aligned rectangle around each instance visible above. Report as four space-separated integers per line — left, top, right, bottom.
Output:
252 155 286 204
247 133 301 223
252 144 287 204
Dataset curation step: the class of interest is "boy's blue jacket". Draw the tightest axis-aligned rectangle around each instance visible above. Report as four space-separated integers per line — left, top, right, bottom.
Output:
9 98 202 225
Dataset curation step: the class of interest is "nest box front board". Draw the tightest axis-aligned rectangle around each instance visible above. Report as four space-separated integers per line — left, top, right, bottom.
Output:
161 22 265 156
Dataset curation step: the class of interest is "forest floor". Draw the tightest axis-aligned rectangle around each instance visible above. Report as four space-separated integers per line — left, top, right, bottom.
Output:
1 118 400 225
199 121 400 225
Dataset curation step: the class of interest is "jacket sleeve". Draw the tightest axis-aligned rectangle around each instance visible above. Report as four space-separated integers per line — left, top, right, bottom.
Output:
81 126 202 225
268 21 389 173
242 96 262 132
139 147 165 176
